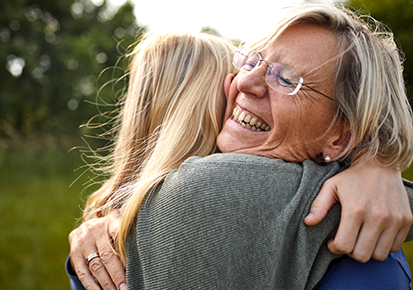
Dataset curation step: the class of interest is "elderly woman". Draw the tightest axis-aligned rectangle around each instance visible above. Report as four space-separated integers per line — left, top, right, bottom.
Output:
68 3 413 290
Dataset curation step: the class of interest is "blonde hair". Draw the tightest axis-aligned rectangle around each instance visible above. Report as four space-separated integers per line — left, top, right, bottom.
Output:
250 3 413 169
83 32 236 262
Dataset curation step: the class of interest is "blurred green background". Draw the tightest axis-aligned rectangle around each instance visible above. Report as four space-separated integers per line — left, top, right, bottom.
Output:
1 0 413 289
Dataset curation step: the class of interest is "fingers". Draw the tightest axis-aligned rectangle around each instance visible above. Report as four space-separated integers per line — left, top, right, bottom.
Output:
101 210 127 289
321 160 412 263
328 228 390 262
69 216 126 290
373 210 411 258
327 206 411 262
69 228 102 290
341 225 381 263
88 256 117 290
70 253 101 290
390 221 411 252
327 196 381 262
305 179 339 226
327 205 363 258
95 232 126 290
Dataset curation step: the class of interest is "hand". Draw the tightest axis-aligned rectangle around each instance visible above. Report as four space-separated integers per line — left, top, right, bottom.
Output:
304 160 412 262
68 210 127 290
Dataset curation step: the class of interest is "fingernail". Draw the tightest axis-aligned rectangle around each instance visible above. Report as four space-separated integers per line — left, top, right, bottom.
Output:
305 213 314 219
120 283 128 290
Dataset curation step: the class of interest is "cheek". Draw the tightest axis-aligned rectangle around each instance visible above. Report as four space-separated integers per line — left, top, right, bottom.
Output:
279 101 334 140
220 79 240 128
218 97 227 128
216 129 237 153
297 109 336 147
216 133 226 152
221 104 233 128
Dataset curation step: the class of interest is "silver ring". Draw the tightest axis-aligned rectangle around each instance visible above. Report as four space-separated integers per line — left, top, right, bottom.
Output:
86 253 100 265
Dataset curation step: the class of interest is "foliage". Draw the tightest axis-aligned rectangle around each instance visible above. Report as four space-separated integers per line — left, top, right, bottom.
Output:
200 26 223 37
0 0 143 138
343 0 413 102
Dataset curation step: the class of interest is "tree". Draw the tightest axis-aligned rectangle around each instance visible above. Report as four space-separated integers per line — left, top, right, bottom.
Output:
343 0 413 102
0 0 144 138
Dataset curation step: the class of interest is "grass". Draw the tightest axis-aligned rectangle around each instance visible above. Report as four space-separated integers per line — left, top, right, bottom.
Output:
0 135 99 290
1 135 413 289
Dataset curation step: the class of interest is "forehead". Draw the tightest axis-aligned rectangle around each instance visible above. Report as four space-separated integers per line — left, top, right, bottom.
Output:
260 23 339 76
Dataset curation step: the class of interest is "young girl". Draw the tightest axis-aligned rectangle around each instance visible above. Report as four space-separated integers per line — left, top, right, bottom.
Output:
67 32 237 290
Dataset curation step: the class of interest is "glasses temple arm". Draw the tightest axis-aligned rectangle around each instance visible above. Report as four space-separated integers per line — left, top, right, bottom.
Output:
303 84 336 102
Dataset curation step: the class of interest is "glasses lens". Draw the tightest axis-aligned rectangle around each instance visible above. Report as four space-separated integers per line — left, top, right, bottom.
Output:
234 47 260 71
265 63 303 95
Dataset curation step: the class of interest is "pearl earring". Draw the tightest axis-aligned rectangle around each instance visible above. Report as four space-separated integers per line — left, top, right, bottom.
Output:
324 155 331 163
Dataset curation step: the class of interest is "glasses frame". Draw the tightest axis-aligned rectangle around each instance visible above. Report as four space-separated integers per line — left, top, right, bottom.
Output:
234 48 336 102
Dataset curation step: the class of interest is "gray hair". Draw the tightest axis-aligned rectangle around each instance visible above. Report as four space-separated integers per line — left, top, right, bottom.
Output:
252 3 413 169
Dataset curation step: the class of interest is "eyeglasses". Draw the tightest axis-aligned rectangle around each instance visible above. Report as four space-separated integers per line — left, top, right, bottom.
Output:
233 47 335 102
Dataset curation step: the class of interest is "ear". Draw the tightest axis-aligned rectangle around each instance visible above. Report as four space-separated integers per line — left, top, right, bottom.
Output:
224 74 235 100
323 123 350 161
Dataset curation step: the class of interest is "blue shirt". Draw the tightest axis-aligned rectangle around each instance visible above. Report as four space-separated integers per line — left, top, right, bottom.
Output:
314 249 411 290
67 249 412 289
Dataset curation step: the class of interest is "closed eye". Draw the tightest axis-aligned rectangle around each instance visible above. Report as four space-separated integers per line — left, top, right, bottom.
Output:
278 75 295 87
243 60 257 71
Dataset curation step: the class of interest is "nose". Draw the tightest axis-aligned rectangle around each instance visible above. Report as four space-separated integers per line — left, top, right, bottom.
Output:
236 64 268 99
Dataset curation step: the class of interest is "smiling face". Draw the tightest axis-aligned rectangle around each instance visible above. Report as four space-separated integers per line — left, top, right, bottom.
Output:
217 23 342 163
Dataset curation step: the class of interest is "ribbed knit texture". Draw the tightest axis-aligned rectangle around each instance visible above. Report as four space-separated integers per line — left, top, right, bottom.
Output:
126 153 413 289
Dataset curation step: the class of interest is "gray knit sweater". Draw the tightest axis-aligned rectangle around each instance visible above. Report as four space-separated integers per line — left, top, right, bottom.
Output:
126 153 413 290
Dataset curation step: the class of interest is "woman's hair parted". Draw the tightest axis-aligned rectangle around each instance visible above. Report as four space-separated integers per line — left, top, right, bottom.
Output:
251 3 413 169
83 32 236 263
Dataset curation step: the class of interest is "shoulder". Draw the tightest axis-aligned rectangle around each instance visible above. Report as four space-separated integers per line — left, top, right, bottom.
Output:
162 153 299 196
313 249 412 290
142 154 303 228
168 153 342 197
180 153 300 174
144 153 342 223
176 153 340 183
160 153 301 204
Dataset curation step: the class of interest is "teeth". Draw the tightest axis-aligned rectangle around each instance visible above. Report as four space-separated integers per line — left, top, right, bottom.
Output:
233 108 240 120
250 117 257 126
232 108 270 131
239 111 246 122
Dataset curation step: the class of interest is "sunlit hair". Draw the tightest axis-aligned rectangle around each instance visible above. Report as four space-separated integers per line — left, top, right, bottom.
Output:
83 32 236 262
250 3 413 169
